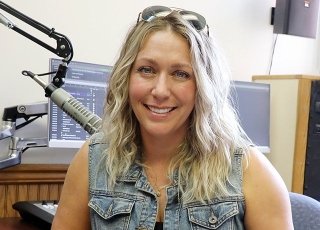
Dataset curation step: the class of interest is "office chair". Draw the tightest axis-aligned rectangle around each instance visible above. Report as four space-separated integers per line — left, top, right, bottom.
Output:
289 192 320 230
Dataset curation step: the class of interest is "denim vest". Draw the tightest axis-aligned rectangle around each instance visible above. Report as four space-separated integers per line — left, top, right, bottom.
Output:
88 133 245 230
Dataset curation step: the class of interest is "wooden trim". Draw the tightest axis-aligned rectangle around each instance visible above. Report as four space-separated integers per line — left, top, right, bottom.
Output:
0 164 68 217
0 164 68 184
252 75 320 81
0 184 64 217
292 79 312 193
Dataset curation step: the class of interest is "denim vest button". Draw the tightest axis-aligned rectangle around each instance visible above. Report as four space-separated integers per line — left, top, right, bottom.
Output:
209 213 218 224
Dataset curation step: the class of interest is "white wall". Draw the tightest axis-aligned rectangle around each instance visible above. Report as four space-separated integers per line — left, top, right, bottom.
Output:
0 0 319 164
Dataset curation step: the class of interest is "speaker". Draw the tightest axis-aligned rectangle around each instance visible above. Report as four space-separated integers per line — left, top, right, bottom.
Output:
303 80 320 200
273 0 320 38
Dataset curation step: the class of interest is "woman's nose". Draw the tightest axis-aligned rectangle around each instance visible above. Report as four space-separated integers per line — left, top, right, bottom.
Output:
151 73 171 100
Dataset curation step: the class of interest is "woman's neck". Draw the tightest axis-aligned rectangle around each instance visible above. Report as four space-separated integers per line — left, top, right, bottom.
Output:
142 140 178 166
141 131 185 165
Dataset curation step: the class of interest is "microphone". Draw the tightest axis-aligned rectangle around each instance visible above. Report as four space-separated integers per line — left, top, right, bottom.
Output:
0 12 15 28
23 71 102 135
50 88 102 135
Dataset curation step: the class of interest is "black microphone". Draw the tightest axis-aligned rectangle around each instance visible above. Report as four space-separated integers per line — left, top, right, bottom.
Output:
0 12 14 28
23 71 102 135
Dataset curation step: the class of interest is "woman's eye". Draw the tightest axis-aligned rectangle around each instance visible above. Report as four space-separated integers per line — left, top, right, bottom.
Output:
174 71 190 79
137 66 154 74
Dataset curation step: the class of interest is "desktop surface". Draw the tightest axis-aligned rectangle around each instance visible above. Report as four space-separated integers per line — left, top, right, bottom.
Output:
0 218 43 230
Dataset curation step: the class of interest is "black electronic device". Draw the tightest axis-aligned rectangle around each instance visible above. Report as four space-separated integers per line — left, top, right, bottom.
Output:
303 80 320 201
12 200 58 230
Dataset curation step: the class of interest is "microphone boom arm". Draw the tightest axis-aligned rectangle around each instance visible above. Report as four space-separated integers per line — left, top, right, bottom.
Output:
0 2 99 170
0 1 73 60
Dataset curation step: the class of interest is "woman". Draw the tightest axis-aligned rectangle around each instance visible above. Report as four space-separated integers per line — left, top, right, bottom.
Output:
52 6 293 230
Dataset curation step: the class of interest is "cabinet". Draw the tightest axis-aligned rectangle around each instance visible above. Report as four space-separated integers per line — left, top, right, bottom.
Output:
0 164 67 217
252 75 320 194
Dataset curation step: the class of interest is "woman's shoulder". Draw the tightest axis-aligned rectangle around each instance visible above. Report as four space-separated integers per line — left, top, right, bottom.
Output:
241 146 289 202
242 147 293 229
242 146 275 173
52 140 90 229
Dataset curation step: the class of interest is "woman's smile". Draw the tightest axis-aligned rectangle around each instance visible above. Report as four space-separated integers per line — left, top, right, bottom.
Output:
144 104 176 114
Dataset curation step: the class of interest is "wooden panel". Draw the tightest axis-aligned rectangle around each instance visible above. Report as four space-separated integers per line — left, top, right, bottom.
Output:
16 184 28 206
0 164 68 184
0 185 5 217
292 79 312 193
6 185 18 217
0 164 68 218
253 78 299 189
48 183 60 200
253 75 320 81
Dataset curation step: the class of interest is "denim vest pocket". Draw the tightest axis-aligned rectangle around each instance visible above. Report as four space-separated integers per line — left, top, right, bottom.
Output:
89 194 135 229
187 201 239 229
89 195 135 219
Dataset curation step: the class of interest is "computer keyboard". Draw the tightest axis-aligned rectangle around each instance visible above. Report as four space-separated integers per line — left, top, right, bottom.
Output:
12 200 58 229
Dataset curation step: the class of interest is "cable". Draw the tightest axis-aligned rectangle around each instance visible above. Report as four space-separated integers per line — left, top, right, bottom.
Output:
268 33 278 75
38 71 56 76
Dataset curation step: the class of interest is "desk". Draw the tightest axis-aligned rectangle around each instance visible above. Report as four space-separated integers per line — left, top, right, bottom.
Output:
0 218 44 230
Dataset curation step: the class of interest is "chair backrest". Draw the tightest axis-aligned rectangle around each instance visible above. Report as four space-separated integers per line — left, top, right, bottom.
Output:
290 192 320 230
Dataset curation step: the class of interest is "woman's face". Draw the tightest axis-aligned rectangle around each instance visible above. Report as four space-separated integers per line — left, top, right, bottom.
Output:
129 29 196 140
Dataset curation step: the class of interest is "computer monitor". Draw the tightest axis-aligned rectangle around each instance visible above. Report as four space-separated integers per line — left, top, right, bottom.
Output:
48 58 112 148
231 81 270 154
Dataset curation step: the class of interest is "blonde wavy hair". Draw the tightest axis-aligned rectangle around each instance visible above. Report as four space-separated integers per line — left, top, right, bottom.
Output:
102 11 251 203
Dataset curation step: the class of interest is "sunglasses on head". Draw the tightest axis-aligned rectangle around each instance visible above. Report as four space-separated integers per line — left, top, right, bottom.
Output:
137 5 209 36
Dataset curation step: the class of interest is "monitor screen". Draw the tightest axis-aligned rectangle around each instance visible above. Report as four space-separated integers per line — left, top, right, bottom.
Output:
231 81 270 154
48 58 112 148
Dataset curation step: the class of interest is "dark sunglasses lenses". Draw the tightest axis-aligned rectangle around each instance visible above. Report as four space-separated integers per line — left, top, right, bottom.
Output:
141 6 207 31
179 10 206 31
141 6 172 21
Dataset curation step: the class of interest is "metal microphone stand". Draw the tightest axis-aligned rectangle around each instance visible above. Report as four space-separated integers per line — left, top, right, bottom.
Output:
0 102 48 169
